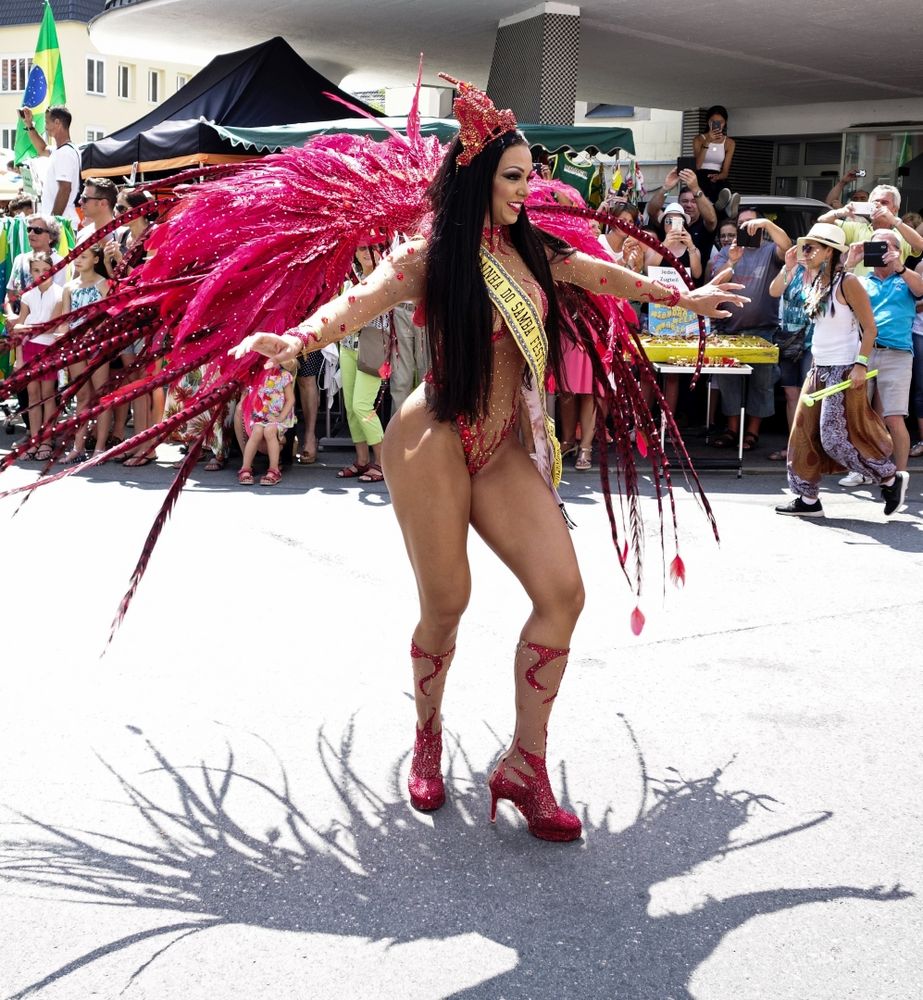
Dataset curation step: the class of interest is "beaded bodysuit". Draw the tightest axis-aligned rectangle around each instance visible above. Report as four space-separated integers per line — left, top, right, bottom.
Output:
453 227 549 476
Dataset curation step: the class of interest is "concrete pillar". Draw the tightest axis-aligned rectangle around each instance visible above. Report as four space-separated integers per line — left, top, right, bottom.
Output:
486 3 580 126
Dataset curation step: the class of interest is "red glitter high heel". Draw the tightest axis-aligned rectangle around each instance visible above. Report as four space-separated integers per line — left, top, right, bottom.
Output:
488 743 582 842
407 639 455 812
408 716 445 811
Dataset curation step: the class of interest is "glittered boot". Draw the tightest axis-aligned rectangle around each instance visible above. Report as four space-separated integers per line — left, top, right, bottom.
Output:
488 640 581 842
408 638 455 812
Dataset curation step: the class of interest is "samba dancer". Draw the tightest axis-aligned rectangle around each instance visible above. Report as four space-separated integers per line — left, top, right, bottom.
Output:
233 80 747 843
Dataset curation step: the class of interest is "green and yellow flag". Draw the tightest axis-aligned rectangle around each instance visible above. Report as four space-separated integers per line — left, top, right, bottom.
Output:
14 2 67 165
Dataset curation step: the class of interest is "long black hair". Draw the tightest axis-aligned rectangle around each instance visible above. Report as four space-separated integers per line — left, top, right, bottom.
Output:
424 130 571 423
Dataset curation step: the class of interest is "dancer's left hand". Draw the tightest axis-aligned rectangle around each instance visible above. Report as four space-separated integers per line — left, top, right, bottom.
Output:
229 332 302 366
683 268 749 318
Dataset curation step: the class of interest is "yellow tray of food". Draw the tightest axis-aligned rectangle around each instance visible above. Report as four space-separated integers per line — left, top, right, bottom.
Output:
639 334 778 364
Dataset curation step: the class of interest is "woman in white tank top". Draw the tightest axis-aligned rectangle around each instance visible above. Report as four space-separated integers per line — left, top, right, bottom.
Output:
776 223 902 517
693 105 736 204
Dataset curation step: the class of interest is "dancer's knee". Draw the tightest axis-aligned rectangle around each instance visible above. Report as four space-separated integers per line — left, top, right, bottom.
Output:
534 572 585 630
420 584 470 637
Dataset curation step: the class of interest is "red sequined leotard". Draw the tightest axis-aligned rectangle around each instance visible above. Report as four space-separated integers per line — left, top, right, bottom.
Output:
452 226 548 476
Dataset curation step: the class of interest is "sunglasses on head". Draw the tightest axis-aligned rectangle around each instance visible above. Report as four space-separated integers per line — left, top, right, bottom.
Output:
27 226 49 235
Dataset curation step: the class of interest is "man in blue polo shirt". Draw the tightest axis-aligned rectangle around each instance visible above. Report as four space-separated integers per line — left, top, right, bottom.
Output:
845 229 923 480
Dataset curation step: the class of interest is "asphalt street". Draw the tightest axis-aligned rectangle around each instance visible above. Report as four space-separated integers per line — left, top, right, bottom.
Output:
0 449 921 999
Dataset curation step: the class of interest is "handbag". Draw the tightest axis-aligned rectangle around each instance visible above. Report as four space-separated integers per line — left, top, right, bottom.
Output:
776 324 807 363
357 324 389 377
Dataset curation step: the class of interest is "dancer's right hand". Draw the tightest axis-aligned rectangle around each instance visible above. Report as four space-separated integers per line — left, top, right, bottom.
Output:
229 332 302 366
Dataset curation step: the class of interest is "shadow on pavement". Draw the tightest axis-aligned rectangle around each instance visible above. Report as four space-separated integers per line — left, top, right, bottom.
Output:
0 725 910 999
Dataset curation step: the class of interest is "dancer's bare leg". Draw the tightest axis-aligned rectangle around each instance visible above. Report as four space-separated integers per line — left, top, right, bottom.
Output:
470 437 584 773
382 391 471 729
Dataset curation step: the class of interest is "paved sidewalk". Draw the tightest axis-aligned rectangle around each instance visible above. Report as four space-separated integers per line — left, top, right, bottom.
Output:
0 455 920 999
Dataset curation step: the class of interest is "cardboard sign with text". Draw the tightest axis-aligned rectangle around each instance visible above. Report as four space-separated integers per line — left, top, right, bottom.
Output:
646 266 710 338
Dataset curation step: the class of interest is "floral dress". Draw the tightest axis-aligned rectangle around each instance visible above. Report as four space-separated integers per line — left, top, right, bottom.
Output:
242 367 295 436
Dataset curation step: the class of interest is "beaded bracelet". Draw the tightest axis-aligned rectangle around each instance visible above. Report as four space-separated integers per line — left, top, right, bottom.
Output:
296 329 322 357
643 281 681 307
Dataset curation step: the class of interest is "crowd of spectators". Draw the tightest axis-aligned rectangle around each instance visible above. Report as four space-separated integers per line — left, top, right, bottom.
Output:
3 123 923 508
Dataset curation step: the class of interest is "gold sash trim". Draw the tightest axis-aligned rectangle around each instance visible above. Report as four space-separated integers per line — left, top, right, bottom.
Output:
479 246 562 487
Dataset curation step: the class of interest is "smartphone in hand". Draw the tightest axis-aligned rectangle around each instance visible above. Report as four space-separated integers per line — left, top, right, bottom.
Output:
862 241 888 267
736 226 763 249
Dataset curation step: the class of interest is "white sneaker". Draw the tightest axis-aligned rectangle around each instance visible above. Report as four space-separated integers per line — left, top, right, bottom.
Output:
839 471 873 487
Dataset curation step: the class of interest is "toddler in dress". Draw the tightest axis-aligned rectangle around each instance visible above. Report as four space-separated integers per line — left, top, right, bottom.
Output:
238 360 295 486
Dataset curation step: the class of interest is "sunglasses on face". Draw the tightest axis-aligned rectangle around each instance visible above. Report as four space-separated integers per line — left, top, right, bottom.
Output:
27 226 50 235
79 194 106 203
800 243 824 255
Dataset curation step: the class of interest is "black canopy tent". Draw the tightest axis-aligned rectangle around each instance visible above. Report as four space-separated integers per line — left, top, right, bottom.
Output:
80 36 634 178
80 36 378 176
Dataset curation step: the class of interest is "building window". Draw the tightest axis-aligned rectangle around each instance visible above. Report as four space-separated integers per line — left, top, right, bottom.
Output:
1 56 33 93
148 69 163 104
1 126 18 150
86 127 106 142
87 56 105 95
176 73 190 91
117 63 133 99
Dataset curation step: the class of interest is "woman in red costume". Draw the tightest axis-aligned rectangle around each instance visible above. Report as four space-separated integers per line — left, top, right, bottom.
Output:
233 80 746 843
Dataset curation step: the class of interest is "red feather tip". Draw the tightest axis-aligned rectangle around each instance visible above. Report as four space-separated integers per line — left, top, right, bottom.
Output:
636 432 648 457
670 554 686 589
378 360 392 379
619 541 629 565
630 606 646 636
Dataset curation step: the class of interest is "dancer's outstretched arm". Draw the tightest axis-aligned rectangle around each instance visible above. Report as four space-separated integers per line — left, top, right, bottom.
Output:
231 239 426 366
550 251 749 319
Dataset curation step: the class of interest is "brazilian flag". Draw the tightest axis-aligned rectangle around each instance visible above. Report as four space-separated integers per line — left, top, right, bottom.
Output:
13 2 67 165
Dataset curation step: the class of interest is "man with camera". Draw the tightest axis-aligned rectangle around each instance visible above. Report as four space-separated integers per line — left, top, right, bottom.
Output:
646 166 717 267
842 230 923 480
824 169 870 210
818 184 923 276
19 105 81 227
709 207 792 450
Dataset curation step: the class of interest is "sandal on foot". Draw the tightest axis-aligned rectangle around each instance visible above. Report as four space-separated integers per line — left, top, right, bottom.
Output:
123 454 154 467
575 447 592 471
34 444 53 462
337 462 369 479
742 432 759 451
260 467 282 486
710 430 737 449
910 441 923 458
559 440 577 460
357 462 384 483
204 456 225 471
768 448 788 461
238 467 254 485
61 450 88 465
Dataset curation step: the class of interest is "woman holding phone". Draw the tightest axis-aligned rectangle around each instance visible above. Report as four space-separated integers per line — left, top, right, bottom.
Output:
693 105 736 211
774 223 906 518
